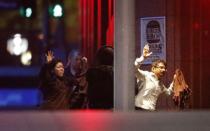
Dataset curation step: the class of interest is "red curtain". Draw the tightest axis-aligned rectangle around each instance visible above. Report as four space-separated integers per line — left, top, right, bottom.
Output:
106 0 114 47
79 0 94 64
106 15 114 47
79 0 114 65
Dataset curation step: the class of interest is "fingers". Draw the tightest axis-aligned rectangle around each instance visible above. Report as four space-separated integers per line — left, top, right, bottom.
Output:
48 51 54 58
143 44 152 57
148 52 152 55
144 44 149 50
45 50 54 63
47 50 54 57
143 44 149 53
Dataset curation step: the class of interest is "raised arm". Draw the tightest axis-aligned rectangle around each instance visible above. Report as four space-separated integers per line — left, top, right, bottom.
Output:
164 73 177 95
134 44 153 80
134 44 152 68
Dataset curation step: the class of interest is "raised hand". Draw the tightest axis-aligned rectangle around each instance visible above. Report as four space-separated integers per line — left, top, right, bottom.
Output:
142 44 152 58
81 57 87 64
45 50 54 63
81 57 88 72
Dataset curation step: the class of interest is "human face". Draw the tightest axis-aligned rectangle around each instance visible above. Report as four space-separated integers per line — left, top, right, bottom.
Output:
152 62 166 79
54 62 64 77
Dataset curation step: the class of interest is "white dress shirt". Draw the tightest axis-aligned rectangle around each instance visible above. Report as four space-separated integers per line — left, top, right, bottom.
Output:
134 56 173 111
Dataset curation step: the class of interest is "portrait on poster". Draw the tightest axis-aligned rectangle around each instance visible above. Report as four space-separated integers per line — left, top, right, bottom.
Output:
140 16 166 64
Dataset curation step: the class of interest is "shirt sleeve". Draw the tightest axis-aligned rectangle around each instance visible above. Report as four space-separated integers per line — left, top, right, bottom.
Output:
134 56 148 81
164 82 174 95
134 56 144 68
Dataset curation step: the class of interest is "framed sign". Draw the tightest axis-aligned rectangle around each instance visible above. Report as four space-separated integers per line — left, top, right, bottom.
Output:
140 16 166 64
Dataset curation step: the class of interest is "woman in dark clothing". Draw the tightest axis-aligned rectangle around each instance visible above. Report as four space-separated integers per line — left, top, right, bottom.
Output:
39 57 73 110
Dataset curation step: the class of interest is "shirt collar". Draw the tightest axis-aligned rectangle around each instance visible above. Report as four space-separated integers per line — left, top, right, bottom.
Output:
151 72 159 80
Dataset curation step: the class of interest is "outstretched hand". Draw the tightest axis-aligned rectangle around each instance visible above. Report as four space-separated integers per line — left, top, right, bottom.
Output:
45 50 54 63
142 44 152 58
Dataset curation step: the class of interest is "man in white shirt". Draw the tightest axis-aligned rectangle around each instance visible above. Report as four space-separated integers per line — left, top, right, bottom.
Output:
134 44 173 111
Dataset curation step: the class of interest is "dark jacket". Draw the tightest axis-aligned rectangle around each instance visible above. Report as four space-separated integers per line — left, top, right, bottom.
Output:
86 65 113 109
65 67 88 109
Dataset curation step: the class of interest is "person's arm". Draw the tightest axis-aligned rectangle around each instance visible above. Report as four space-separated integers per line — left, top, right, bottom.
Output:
164 82 174 95
134 55 144 69
135 44 152 67
39 60 56 85
134 44 152 80
39 51 56 84
134 56 147 81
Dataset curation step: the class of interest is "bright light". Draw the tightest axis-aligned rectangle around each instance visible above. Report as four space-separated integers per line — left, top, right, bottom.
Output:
7 34 28 56
21 51 32 66
53 4 63 17
25 7 32 18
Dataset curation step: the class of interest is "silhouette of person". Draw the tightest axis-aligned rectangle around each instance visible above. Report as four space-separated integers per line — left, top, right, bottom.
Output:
86 46 113 109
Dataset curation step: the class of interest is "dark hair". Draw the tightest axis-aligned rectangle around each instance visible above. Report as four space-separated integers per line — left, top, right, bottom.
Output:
151 59 166 68
50 59 63 69
95 46 113 66
39 59 63 83
49 59 63 76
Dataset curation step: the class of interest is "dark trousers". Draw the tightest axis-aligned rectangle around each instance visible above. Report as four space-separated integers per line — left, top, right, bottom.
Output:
135 106 150 111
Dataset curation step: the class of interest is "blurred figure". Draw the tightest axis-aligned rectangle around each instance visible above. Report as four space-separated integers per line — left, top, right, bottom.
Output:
65 50 88 109
65 50 88 77
173 68 191 110
39 51 73 110
86 46 113 109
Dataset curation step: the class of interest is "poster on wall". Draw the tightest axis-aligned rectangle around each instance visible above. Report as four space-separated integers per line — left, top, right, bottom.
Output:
140 16 166 64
